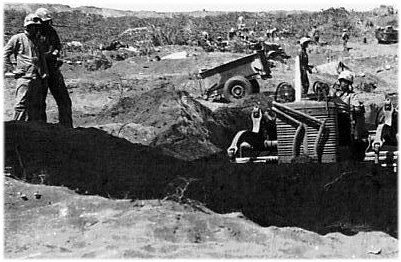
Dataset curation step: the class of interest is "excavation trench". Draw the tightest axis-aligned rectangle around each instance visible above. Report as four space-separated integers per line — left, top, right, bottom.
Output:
4 121 397 239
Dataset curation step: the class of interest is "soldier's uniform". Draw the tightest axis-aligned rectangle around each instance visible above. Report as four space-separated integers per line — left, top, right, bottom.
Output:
35 8 73 128
298 37 312 95
341 29 349 51
330 71 367 144
311 27 320 43
3 14 48 121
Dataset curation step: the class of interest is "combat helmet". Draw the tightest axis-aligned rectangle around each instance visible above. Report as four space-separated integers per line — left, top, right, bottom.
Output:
338 70 354 84
24 13 41 27
35 8 53 21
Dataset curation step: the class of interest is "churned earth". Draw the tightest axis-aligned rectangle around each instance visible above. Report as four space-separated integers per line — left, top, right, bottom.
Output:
3 21 399 259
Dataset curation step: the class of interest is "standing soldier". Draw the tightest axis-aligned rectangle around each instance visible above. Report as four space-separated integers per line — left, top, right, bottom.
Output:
3 14 48 121
228 28 236 41
298 37 314 96
310 25 320 44
341 28 350 51
35 8 73 128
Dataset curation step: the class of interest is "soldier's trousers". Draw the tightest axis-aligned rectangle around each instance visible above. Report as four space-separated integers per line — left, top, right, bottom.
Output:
343 40 348 51
14 77 46 122
41 69 73 128
300 69 309 95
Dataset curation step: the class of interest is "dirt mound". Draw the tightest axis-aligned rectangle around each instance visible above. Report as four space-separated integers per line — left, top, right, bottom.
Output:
4 121 183 199
94 85 252 160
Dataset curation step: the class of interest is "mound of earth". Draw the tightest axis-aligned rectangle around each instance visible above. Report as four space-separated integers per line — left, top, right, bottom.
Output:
4 176 398 259
4 121 185 199
92 84 253 160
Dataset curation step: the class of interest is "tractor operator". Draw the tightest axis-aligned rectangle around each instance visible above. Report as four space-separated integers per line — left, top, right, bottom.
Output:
329 70 361 110
35 8 73 128
330 70 367 144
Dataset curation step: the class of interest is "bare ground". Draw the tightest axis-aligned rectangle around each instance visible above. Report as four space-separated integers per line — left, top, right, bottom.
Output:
4 176 397 259
3 38 398 258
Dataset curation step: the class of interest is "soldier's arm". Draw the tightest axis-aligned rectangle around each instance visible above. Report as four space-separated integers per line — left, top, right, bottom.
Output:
50 27 62 56
3 36 18 72
350 93 364 114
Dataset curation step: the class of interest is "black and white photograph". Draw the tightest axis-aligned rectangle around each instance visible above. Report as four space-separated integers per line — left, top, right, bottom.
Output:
1 0 399 258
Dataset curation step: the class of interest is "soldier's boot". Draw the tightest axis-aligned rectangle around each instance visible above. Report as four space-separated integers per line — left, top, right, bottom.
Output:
59 117 73 128
58 103 73 128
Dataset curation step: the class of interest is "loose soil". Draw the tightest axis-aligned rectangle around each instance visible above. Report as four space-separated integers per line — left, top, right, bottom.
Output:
3 27 398 258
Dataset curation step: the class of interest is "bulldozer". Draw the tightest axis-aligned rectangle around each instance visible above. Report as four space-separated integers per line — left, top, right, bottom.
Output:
227 67 398 171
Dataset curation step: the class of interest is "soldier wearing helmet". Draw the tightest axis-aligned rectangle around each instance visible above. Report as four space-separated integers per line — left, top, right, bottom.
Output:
331 70 367 144
331 70 358 107
35 7 73 128
3 13 48 121
298 37 314 96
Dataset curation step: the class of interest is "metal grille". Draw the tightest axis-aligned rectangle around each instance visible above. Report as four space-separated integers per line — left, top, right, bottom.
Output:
276 101 339 163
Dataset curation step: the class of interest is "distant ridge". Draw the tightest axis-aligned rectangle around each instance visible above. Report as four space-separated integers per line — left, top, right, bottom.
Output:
4 3 230 18
4 3 334 18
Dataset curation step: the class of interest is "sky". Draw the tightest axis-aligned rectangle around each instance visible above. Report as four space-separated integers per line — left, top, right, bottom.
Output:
2 0 399 12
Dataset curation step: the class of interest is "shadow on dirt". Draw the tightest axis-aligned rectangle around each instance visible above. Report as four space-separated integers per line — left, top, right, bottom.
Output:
4 121 184 199
4 121 397 238
188 157 397 238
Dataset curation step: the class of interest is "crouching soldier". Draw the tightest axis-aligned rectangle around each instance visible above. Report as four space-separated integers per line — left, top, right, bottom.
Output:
3 14 48 121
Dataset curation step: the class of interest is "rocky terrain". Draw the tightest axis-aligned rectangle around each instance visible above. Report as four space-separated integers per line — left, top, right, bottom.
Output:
2 3 399 259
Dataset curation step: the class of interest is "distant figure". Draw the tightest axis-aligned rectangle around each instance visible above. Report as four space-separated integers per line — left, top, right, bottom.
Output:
310 25 320 44
35 8 73 128
298 37 314 95
237 16 245 31
341 28 350 51
228 28 236 40
365 20 374 29
3 14 47 121
266 28 277 42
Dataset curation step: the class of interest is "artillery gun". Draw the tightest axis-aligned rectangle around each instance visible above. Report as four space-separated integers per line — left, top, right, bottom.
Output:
197 43 289 102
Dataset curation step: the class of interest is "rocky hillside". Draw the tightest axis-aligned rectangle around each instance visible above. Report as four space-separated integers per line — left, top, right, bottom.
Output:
4 3 398 45
3 3 228 18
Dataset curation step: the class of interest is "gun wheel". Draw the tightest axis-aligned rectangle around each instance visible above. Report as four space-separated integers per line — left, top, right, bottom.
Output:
223 76 252 101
